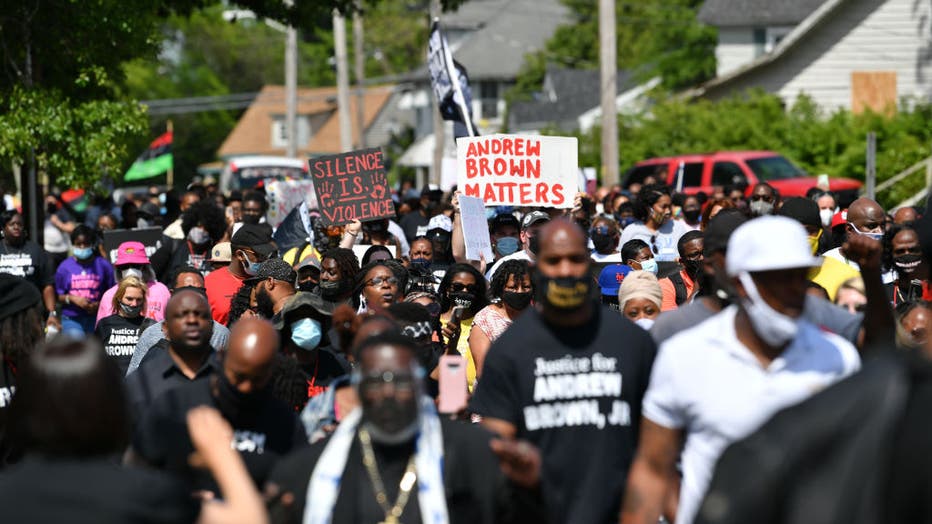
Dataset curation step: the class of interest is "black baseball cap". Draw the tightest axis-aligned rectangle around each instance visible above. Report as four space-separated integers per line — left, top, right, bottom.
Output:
521 211 550 230
778 197 821 230
703 209 748 257
490 213 520 232
246 257 297 285
231 223 276 257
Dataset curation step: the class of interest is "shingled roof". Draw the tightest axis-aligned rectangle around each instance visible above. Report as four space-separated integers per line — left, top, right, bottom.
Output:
698 0 827 27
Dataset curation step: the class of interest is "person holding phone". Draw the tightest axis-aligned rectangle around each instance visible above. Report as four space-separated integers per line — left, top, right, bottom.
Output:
469 260 533 379
437 263 488 393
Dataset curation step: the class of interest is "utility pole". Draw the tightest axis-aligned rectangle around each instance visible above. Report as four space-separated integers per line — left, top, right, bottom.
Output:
285 0 298 158
353 7 366 149
599 0 619 186
430 0 444 187
333 9 353 153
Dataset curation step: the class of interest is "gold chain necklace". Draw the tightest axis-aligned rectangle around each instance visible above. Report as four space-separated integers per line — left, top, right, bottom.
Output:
358 427 417 524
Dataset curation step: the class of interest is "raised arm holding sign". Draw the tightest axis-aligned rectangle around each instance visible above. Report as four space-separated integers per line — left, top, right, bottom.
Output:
310 147 395 226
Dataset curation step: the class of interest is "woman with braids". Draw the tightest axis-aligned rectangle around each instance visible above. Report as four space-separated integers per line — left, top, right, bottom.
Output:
437 263 488 392
469 260 533 379
227 280 258 327
150 200 227 282
619 184 690 276
318 248 359 309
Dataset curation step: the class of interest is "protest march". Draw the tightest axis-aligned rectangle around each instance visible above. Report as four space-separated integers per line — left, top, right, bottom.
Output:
3 1 932 523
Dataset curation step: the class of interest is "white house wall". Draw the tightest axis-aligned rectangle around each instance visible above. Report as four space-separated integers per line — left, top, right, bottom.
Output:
705 0 932 109
716 27 760 76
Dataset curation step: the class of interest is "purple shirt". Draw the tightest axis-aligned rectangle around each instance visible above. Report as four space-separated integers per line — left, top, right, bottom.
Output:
54 256 116 319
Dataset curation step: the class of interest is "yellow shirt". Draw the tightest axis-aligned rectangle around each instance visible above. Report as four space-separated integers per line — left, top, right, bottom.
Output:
442 316 477 393
810 256 860 301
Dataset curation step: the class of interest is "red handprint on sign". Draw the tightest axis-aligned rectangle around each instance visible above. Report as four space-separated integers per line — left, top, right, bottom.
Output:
317 180 336 210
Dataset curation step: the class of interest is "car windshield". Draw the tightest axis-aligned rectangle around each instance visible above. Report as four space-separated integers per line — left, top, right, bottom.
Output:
745 156 806 181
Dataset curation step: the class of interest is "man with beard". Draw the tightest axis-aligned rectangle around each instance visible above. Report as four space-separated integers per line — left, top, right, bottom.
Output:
470 218 658 524
251 258 298 323
265 332 544 524
658 230 703 311
205 223 277 325
125 289 218 420
133 317 307 495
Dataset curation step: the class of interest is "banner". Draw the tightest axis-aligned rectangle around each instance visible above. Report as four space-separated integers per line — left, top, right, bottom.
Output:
427 20 476 137
102 227 164 263
458 195 494 262
125 131 172 181
457 134 578 209
263 178 318 229
310 147 395 226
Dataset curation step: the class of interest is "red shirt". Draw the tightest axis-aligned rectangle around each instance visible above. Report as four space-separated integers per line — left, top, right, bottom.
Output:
204 267 245 325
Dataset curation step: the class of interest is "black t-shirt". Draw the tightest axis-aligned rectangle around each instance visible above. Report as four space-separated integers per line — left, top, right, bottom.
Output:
266 417 541 524
151 236 211 284
95 314 155 375
469 304 657 524
125 341 221 423
0 456 199 524
399 211 429 243
134 375 307 494
302 348 352 399
0 240 53 290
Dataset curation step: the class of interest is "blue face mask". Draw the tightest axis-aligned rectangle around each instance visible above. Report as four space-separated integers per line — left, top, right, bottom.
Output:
640 258 659 275
240 251 262 276
291 318 322 350
73 247 94 260
496 236 520 257
618 216 637 229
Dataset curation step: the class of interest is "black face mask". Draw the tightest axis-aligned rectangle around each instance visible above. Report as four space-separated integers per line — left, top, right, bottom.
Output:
450 292 476 313
894 254 922 276
528 235 541 256
533 271 591 312
591 233 616 253
212 372 267 419
602 294 620 312
682 258 703 280
298 281 318 293
502 291 532 311
682 209 701 223
241 214 261 225
320 279 351 300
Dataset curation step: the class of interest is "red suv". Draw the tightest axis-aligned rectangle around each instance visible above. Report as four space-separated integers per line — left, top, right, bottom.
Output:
622 151 862 204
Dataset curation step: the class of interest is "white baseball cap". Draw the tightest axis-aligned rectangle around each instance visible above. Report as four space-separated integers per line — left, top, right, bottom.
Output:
427 214 453 233
726 215 821 276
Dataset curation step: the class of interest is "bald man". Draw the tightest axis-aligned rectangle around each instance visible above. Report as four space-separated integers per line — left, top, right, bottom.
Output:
469 218 658 523
815 197 895 289
893 206 919 225
133 317 308 496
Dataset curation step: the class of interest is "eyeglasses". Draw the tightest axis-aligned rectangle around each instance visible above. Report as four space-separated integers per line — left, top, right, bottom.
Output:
357 371 416 393
450 282 478 293
750 194 774 203
366 276 398 287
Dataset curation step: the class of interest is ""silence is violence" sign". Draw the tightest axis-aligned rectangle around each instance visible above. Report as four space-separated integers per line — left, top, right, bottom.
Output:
456 134 578 208
310 147 395 226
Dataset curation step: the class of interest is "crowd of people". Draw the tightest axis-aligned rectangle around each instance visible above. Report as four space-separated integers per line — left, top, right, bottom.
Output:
0 174 930 523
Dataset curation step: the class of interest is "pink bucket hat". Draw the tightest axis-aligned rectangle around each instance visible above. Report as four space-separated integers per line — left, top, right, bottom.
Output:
114 241 150 266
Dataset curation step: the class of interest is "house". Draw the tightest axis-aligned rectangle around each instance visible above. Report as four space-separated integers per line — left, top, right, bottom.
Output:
508 65 660 133
396 0 572 175
216 84 406 159
695 0 932 112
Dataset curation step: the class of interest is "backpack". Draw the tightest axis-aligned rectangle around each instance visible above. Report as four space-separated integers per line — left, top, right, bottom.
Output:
668 271 689 306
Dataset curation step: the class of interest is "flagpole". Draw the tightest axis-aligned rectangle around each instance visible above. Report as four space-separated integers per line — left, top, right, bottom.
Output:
166 120 174 188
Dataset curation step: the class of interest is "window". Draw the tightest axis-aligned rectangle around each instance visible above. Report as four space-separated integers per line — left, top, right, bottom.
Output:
623 164 668 188
270 116 311 149
753 28 766 57
674 162 703 188
746 156 805 181
765 27 793 53
479 81 499 119
712 162 747 187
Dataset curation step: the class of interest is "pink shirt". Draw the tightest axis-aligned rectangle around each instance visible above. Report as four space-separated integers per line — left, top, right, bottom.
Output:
95 281 171 327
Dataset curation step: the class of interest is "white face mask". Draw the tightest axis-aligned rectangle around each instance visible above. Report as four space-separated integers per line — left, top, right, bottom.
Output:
819 208 834 227
738 272 799 347
634 317 655 331
122 268 144 280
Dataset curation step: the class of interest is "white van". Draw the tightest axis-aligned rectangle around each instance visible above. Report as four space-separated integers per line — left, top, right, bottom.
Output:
219 156 308 194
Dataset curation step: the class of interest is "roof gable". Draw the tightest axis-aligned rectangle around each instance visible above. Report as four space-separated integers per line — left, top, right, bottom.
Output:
698 0 828 27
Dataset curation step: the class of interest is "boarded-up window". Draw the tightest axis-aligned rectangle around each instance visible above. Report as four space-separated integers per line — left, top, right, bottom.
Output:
851 72 897 115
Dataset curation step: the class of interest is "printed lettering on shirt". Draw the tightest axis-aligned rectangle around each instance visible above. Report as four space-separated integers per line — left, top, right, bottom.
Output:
105 328 139 357
0 386 15 408
232 430 267 454
524 352 630 431
0 253 36 277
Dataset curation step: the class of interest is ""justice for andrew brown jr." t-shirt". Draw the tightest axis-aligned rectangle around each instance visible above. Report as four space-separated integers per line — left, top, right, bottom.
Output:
469 304 657 524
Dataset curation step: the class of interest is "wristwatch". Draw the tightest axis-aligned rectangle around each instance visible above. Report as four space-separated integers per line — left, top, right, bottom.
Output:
48 311 58 318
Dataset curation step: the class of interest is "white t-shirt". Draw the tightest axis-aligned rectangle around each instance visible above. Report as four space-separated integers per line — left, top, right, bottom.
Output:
642 305 860 524
822 246 896 284
619 220 690 262
485 249 532 280
590 251 623 263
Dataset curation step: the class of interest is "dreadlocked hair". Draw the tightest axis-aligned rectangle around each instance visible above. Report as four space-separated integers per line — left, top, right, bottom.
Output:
269 353 310 412
227 281 257 328
0 302 45 367
322 248 359 281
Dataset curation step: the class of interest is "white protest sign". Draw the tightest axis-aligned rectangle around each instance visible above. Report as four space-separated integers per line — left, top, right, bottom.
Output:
264 178 318 228
458 195 494 262
457 134 577 209
440 157 458 191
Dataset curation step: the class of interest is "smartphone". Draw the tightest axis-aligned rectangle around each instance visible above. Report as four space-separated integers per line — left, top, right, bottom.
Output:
817 173 830 190
450 306 465 324
438 354 468 414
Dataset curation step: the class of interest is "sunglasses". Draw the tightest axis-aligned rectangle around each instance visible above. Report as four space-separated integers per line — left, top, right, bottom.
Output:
366 276 399 287
450 282 478 293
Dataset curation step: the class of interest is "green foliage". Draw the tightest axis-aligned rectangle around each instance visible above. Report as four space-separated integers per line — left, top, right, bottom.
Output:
560 90 932 208
0 88 148 188
508 0 716 104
